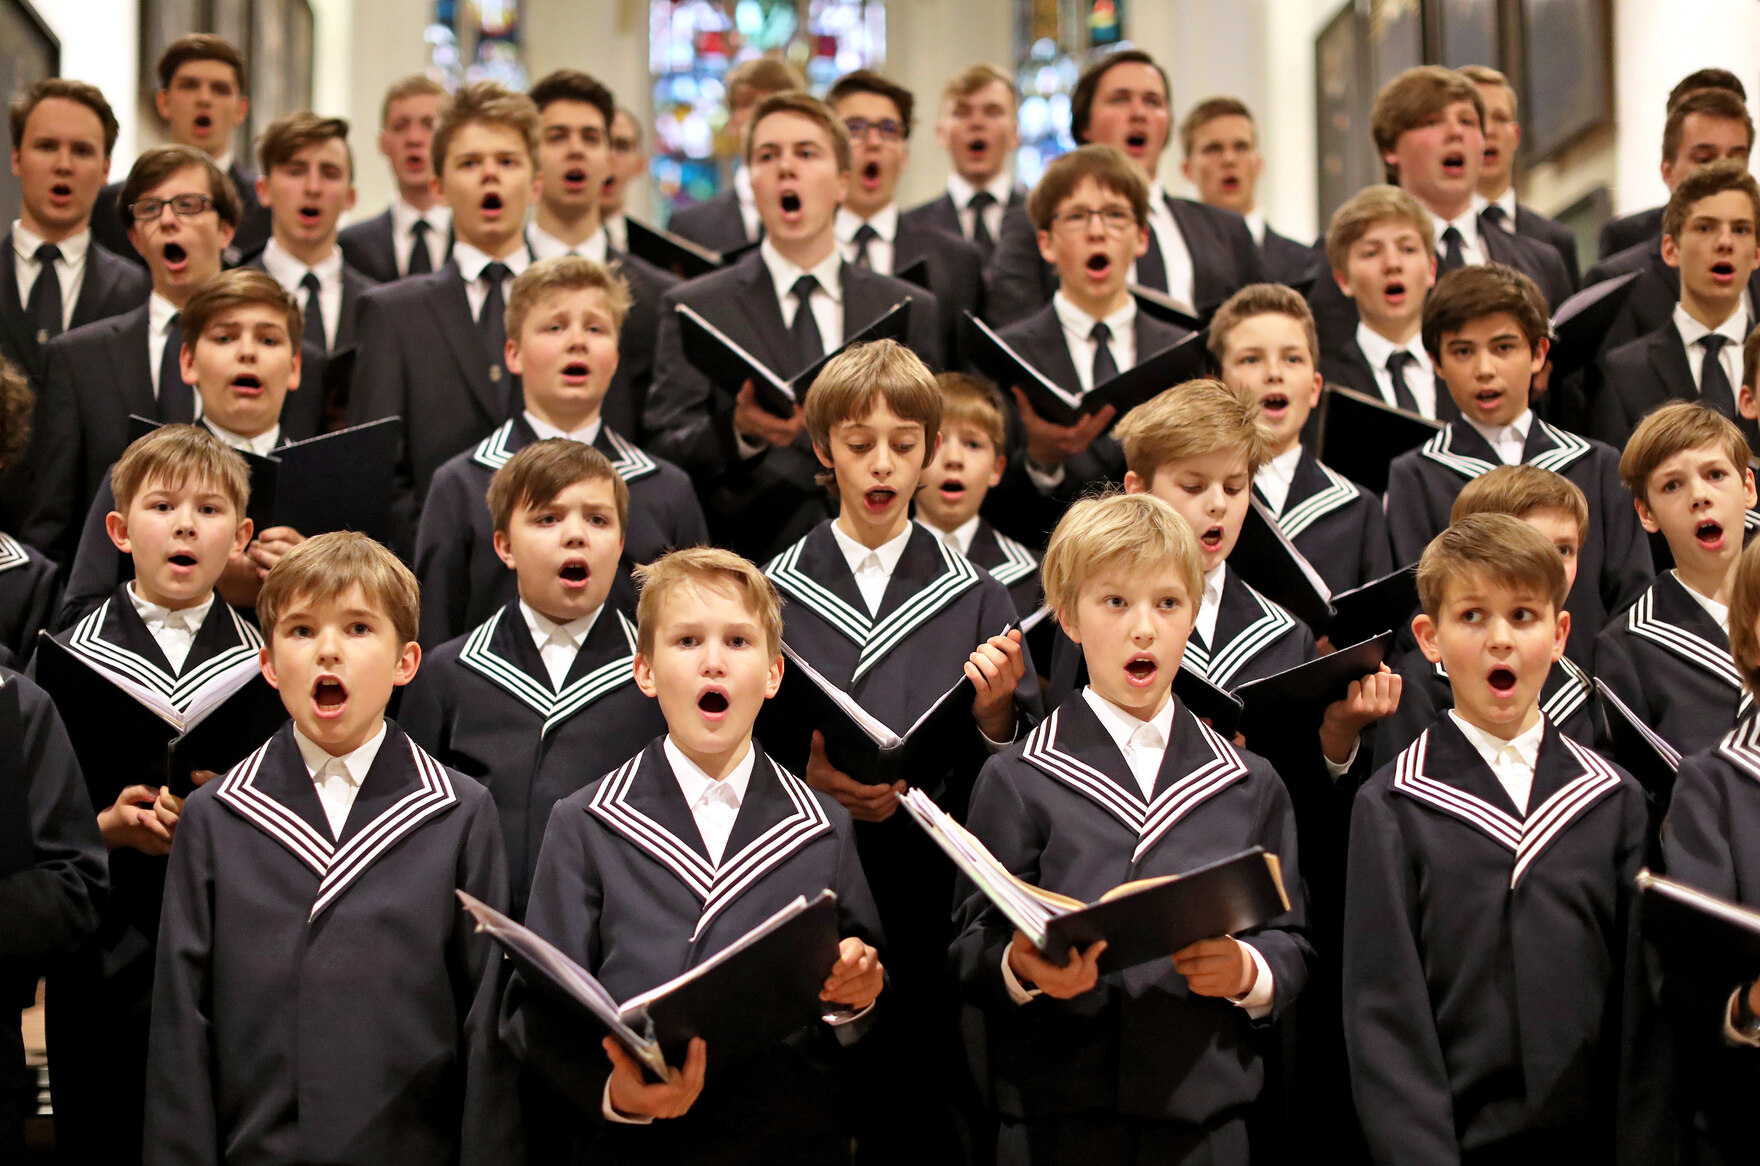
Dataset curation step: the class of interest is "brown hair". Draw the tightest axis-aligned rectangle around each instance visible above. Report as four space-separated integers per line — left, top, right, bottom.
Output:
1618 400 1753 506
1325 184 1436 272
0 357 31 469
1371 66 1486 184
941 64 1015 107
157 33 247 93
1178 95 1254 157
612 105 644 148
1025 143 1149 232
256 112 353 179
1113 378 1276 482
1208 283 1319 367
1663 88 1754 164
743 90 852 173
1662 157 1760 239
430 81 538 175
1421 263 1548 361
633 546 784 658
1070 49 1169 146
1457 64 1517 117
179 268 303 353
1042 491 1203 617
935 372 1007 452
528 68 615 131
486 438 629 536
110 423 250 516
725 57 807 111
1450 464 1590 544
256 531 421 648
1745 321 1760 390
804 340 942 487
1728 537 1760 697
828 69 915 139
118 144 242 232
379 74 448 128
8 77 119 156
1418 512 1568 618
1670 68 1747 110
505 255 633 340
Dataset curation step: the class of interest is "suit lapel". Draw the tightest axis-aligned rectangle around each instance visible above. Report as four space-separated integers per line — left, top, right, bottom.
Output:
1183 573 1295 689
0 232 35 373
1166 197 1224 311
1275 450 1361 538
72 242 122 327
729 256 795 373
428 267 501 419
1645 329 1698 407
106 306 157 419
335 266 370 350
1018 305 1083 394
1624 573 1746 692
457 603 641 735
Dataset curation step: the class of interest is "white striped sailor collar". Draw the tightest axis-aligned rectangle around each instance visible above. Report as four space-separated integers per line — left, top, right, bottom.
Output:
0 532 30 576
1419 414 1592 480
1020 695 1249 862
1431 654 1592 726
66 589 263 712
457 601 640 735
213 721 460 921
1182 573 1296 690
1263 450 1364 540
467 416 660 484
1391 715 1625 888
1716 712 1760 782
1625 572 1747 695
965 521 1039 588
765 521 982 684
586 738 833 940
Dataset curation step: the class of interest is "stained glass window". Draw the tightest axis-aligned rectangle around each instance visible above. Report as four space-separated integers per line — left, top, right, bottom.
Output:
1013 0 1130 188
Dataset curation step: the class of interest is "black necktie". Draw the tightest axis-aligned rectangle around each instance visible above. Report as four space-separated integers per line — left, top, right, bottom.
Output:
789 275 824 373
1136 222 1169 291
299 272 326 352
1700 334 1738 415
1090 321 1120 387
479 262 511 412
26 242 63 345
407 219 433 275
1385 350 1422 413
1481 203 1510 233
852 223 879 270
159 313 194 423
1440 226 1466 275
967 190 997 260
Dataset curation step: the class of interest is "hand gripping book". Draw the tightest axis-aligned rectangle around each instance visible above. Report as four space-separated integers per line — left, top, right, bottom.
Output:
459 887 841 1079
676 298 913 418
965 313 1210 427
901 788 1288 972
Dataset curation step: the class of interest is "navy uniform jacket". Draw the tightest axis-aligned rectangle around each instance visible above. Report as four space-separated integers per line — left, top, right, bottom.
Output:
1374 652 1596 762
0 533 58 665
952 694 1312 1122
145 721 520 1166
0 231 150 384
642 251 942 563
1343 716 1648 1163
1598 207 1663 263
502 738 883 1166
666 189 754 254
1317 334 1461 426
338 207 456 284
1385 419 1653 668
899 183 1028 255
1593 571 1750 759
1507 203 1583 289
960 517 1042 618
1589 320 1760 450
1262 223 1320 288
243 249 378 353
1256 450 1392 594
1581 239 1760 365
412 417 707 648
398 592 667 917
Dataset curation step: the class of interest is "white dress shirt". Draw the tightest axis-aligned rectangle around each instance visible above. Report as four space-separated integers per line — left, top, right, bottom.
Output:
1481 188 1519 227
293 720 388 840
11 220 88 332
663 734 754 866
523 409 602 446
390 198 451 276
1139 183 1196 309
829 520 913 615
946 171 1013 244
760 238 844 352
603 212 629 254
1462 407 1533 467
452 240 532 321
1672 304 1749 395
1194 563 1228 648
1355 322 1439 418
1675 571 1732 633
1448 709 1545 815
834 203 898 275
519 599 602 690
1242 210 1267 248
204 419 280 456
259 238 345 350
1052 291 1138 394
126 583 214 674
1254 445 1304 516
148 293 193 414
733 165 761 242
528 222 610 263
1431 206 1487 268
930 513 984 557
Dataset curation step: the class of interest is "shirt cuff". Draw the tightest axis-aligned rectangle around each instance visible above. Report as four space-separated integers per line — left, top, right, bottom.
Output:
1023 457 1065 494
734 430 769 460
1323 736 1361 781
1001 945 1044 1005
1228 941 1276 1020
602 1076 655 1125
979 721 1017 754
1724 985 1760 1047
823 999 876 1046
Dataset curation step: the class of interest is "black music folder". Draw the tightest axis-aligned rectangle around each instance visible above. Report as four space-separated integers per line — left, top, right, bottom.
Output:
1314 384 1443 495
1128 284 1204 333
1232 499 1334 632
460 888 841 1078
1232 631 1395 739
966 314 1210 427
1595 679 1682 804
624 217 758 279
1174 666 1245 740
676 298 913 417
1548 270 1641 383
1636 869 1760 972
1325 565 1420 648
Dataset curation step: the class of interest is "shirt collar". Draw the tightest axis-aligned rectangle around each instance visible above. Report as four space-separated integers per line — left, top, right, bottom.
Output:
451 238 531 282
1461 407 1533 454
834 203 898 245
12 220 90 265
947 169 1015 209
126 582 215 636
1259 443 1303 486
1051 289 1137 343
260 237 343 289
204 418 280 456
760 237 843 306
663 733 756 814
1082 684 1177 756
1242 209 1266 246
523 409 602 446
391 198 450 235
149 292 181 337
292 720 389 786
215 152 236 176
1673 569 1732 632
1488 188 1518 221
1673 302 1750 349
1146 181 1169 211
528 222 609 263
829 519 913 581
1353 320 1427 371
1203 562 1226 607
518 597 602 654
929 513 984 556
1447 708 1545 772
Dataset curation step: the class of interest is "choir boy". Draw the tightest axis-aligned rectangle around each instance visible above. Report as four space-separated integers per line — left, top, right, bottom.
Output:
0 360 56 664
503 546 885 1164
666 57 805 253
338 74 452 283
899 63 1024 262
1177 97 1314 285
952 490 1311 1165
145 531 519 1164
1343 514 1648 1164
1460 65 1580 285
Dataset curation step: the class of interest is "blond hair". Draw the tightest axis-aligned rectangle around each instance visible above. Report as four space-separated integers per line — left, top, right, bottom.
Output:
505 255 633 340
804 340 942 488
634 547 784 658
941 64 1015 107
1113 378 1276 482
725 57 807 111
1178 95 1254 157
1325 184 1436 273
379 74 447 128
1619 401 1753 507
430 81 538 175
1451 464 1589 544
1728 538 1760 697
1042 492 1203 617
111 424 250 517
1458 64 1517 117
744 91 851 172
1208 283 1319 366
256 531 421 647
1417 513 1567 618
935 372 1007 452
486 439 630 536
1371 66 1487 184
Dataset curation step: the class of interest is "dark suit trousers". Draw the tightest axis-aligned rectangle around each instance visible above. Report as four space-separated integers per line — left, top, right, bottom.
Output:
996 1113 1249 1166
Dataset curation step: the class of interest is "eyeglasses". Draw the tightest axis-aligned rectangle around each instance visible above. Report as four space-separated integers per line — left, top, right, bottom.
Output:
1050 206 1137 234
128 193 215 221
843 117 905 143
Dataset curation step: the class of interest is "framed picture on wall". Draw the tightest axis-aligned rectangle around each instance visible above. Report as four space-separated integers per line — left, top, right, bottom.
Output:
1433 0 1498 68
1316 1 1379 228
1368 0 1423 94
141 0 202 102
0 0 60 228
1521 0 1611 161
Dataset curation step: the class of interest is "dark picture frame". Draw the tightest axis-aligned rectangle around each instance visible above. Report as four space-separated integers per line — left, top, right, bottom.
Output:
1433 0 1498 68
0 0 61 229
1519 0 1612 161
1315 2 1379 228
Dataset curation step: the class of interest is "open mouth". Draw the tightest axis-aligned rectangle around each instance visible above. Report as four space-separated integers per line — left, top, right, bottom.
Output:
161 242 188 269
561 360 591 380
967 137 988 155
1441 151 1467 176
863 486 896 512
1124 655 1158 685
779 190 802 218
1085 252 1112 277
1474 387 1504 410
1483 146 1500 163
1126 132 1148 152
861 161 882 186
1487 666 1517 697
194 114 213 131
1200 525 1224 551
49 182 72 200
602 174 617 192
558 559 590 587
938 478 967 500
1260 392 1290 415
480 192 503 214
231 373 262 395
564 168 588 187
1713 260 1737 282
1383 280 1406 302
298 205 321 224
1220 175 1240 191
697 686 730 717
167 552 197 569
1696 518 1726 550
313 676 348 713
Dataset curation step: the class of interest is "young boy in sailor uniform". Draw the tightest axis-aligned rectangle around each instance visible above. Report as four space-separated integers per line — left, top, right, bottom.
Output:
504 547 885 1164
1343 515 1648 1163
952 492 1312 1165
414 256 705 648
145 532 519 1165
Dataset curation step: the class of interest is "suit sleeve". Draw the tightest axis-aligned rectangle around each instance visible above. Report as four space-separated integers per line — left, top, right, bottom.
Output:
395 662 451 759
1342 785 1462 1166
1586 352 1632 447
453 790 524 1166
20 338 84 562
642 290 726 480
1591 624 1646 754
984 209 1055 329
1594 451 1654 624
1384 456 1442 568
344 291 420 554
413 467 478 649
950 755 1046 1012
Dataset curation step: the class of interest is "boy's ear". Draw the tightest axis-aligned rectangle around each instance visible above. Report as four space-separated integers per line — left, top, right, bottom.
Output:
1550 609 1571 663
1633 495 1661 535
258 644 279 689
987 452 1006 488
491 528 517 571
255 174 271 208
1741 383 1760 420
229 517 255 561
179 341 199 387
104 511 132 554
1132 224 1149 260
286 344 301 392
1035 230 1058 267
1661 232 1681 270
812 441 834 470
1744 466 1758 510
393 640 421 688
1054 605 1082 645
1305 371 1324 410
504 339 523 378
765 652 784 700
632 653 658 698
1411 612 1443 664
1122 469 1148 495
1527 336 1550 374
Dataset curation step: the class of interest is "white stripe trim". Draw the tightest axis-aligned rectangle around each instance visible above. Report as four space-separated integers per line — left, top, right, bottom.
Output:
65 601 264 714
1418 419 1592 481
1181 581 1296 689
1624 587 1744 691
1718 714 1760 783
470 421 660 484
469 421 519 470
0 532 29 576
457 608 641 734
1541 656 1591 725
984 531 1039 587
1275 462 1361 540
